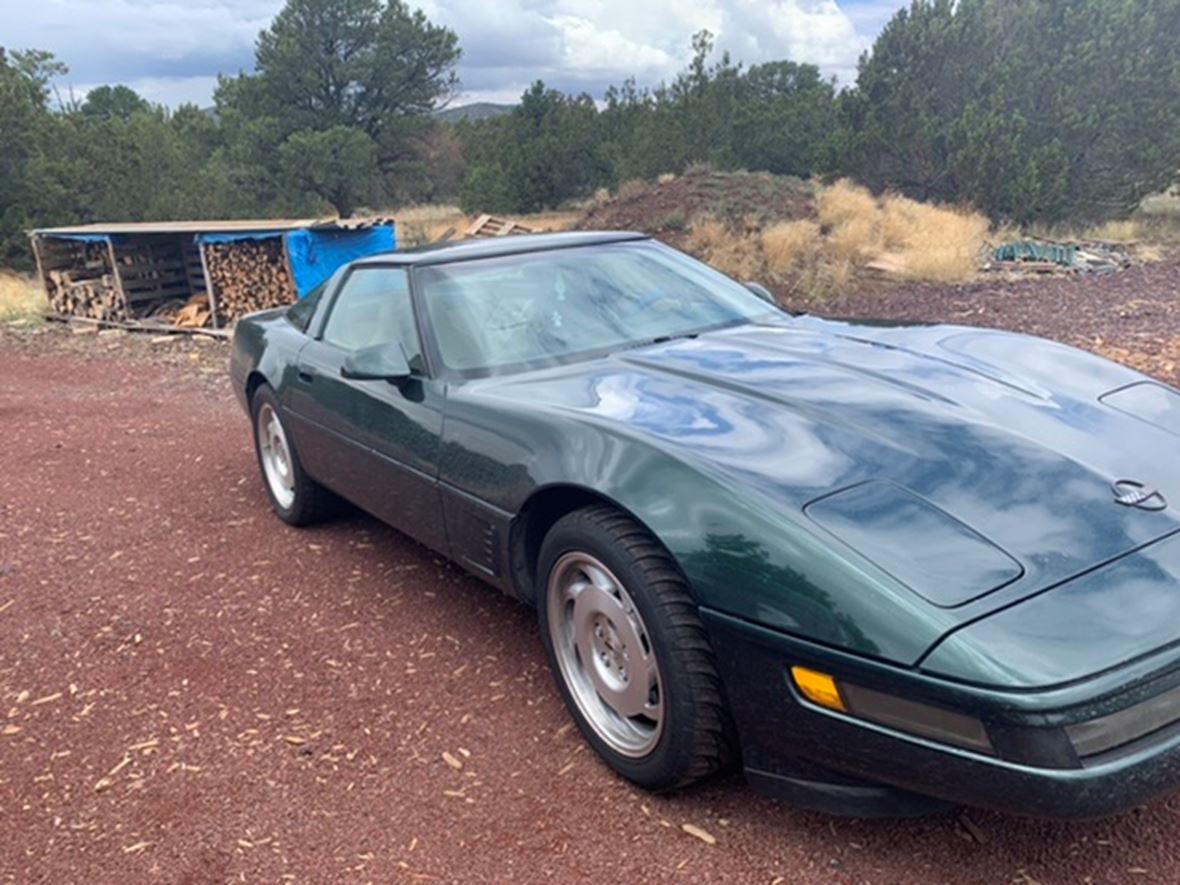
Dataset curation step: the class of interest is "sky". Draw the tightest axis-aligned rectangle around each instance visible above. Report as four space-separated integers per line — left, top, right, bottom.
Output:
0 0 907 109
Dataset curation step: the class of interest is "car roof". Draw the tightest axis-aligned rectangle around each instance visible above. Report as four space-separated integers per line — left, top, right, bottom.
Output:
354 230 650 267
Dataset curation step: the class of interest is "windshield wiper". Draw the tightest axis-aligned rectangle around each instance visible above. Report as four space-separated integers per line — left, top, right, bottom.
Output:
633 331 700 349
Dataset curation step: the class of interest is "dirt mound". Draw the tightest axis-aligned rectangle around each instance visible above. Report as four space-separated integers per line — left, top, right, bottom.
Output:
577 169 815 238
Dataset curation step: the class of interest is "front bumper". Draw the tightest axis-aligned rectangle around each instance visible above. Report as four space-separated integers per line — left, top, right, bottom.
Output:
703 608 1180 819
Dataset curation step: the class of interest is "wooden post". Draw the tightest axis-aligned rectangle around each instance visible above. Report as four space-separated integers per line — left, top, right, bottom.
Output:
197 239 221 329
282 232 300 304
105 236 131 322
29 235 50 313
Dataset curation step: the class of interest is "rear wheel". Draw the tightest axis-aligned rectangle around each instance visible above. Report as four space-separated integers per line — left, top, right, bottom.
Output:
538 505 736 790
251 385 331 526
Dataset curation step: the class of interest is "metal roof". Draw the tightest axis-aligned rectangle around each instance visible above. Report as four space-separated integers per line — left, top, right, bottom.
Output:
356 231 650 267
32 216 395 237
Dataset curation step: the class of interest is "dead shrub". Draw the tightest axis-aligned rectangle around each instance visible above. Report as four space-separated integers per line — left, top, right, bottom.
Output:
894 205 989 281
828 216 884 263
817 179 878 229
762 220 821 274
880 195 923 249
687 216 761 279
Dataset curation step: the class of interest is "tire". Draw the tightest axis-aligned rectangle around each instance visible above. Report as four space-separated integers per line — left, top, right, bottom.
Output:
537 505 737 791
250 384 331 526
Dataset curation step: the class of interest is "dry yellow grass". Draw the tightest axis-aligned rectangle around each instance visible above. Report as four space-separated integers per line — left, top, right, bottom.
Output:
689 179 988 298
0 273 46 324
827 215 884 263
761 220 821 274
686 216 727 254
688 180 989 297
392 203 465 225
888 199 990 282
1140 191 1180 220
687 216 763 279
880 195 924 249
817 185 988 283
817 179 879 229
1089 219 1140 242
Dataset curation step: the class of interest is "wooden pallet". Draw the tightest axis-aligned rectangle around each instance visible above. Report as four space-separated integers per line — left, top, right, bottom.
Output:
465 215 540 238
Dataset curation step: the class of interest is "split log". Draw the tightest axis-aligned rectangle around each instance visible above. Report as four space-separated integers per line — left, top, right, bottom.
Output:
203 239 295 323
174 294 211 329
43 242 125 321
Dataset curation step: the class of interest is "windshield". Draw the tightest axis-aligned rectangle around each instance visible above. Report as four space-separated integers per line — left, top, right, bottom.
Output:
417 240 778 373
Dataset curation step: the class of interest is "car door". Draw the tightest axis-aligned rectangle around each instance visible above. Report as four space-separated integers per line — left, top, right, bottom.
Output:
283 265 448 553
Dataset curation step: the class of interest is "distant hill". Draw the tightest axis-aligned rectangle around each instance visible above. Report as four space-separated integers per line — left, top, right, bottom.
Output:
434 102 514 123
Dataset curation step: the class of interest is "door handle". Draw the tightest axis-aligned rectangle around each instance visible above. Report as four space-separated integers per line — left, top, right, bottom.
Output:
297 363 318 382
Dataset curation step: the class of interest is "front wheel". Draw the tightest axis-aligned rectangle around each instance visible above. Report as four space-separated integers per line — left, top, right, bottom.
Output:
537 505 737 790
250 384 331 526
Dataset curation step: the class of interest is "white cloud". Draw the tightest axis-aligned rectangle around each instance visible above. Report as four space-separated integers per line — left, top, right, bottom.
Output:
546 15 676 76
0 0 903 108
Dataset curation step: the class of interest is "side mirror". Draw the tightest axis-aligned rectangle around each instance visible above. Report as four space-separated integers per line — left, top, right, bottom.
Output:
341 342 411 381
743 281 777 305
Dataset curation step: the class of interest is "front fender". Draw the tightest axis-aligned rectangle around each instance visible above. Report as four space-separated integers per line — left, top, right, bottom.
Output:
440 389 941 665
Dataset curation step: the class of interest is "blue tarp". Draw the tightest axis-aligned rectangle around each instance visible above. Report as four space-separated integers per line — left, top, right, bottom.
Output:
285 225 396 297
38 233 110 243
197 230 285 244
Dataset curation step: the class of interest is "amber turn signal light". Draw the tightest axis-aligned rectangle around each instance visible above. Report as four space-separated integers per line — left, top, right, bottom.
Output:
790 666 846 712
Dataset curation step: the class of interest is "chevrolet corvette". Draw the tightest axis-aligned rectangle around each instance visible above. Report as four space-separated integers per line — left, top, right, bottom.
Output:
230 232 1180 818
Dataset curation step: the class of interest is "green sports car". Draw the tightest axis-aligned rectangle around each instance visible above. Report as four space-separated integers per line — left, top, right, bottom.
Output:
230 231 1180 818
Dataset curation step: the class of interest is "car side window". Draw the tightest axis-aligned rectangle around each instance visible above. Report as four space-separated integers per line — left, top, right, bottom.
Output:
286 279 327 332
320 268 424 372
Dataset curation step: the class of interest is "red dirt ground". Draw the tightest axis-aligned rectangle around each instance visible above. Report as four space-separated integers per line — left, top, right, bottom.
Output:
3 326 1180 883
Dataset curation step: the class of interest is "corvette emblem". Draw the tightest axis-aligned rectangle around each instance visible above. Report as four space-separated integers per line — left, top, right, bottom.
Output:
1113 480 1167 511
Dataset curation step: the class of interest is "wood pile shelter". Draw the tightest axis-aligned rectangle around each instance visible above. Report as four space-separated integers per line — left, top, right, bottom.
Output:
30 218 396 332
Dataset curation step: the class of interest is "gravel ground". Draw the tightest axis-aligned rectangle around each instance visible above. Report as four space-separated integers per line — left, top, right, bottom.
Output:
4 319 1180 883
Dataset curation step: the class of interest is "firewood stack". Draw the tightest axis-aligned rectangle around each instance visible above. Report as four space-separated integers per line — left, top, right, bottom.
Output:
44 242 124 321
204 239 295 322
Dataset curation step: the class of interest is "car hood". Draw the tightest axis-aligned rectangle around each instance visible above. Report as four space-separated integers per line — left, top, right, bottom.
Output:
479 317 1180 681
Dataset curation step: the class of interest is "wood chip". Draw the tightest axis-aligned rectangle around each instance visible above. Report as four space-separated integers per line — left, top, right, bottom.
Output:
2 724 22 736
958 812 987 844
441 751 463 771
680 823 716 845
0 599 12 615
32 692 63 706
282 735 306 746
122 841 152 854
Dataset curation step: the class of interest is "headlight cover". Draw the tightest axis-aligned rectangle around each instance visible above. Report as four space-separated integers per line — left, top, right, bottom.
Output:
1066 681 1180 758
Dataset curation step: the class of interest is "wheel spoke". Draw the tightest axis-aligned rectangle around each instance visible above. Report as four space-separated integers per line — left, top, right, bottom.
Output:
613 654 658 718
